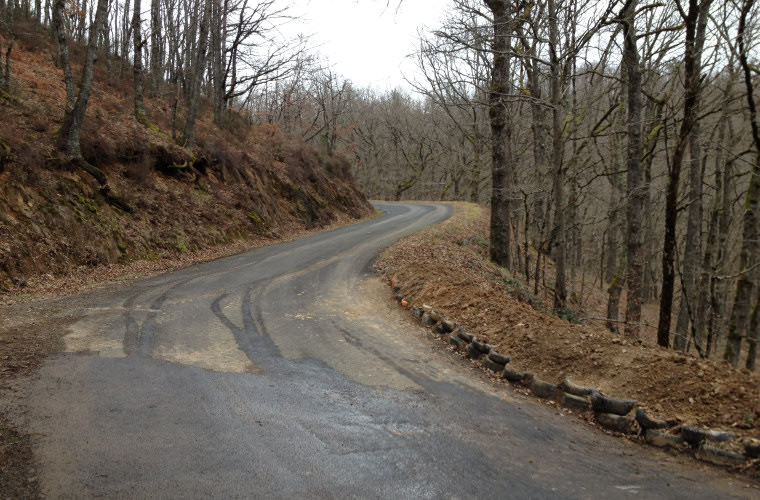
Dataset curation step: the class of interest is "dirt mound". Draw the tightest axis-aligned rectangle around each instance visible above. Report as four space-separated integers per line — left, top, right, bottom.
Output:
376 204 760 438
0 25 371 292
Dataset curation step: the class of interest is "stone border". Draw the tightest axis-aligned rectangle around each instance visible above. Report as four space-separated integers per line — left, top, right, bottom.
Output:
389 280 760 470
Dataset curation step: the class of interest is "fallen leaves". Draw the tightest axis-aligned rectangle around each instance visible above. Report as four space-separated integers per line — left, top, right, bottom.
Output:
376 203 760 439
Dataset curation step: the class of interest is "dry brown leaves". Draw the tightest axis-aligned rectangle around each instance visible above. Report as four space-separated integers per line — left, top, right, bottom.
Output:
376 203 760 439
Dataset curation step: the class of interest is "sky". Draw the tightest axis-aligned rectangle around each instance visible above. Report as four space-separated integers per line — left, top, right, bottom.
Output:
284 0 453 91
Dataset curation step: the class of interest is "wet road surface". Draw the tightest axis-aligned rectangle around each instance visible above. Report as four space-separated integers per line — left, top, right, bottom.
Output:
8 203 757 498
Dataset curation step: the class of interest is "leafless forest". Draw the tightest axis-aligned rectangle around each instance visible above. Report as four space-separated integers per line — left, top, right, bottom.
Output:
2 0 760 368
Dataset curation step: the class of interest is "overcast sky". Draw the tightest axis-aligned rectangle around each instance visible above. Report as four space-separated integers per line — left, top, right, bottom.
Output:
285 0 453 91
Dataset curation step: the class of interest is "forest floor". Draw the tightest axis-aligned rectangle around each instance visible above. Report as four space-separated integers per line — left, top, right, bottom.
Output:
375 203 760 471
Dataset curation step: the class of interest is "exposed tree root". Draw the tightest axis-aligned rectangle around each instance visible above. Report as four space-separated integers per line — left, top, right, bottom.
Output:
70 156 133 213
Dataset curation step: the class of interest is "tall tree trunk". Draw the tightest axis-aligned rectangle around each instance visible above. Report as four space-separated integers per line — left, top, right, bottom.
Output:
523 35 549 247
52 0 74 106
469 108 482 203
656 0 703 348
53 0 113 192
726 0 760 367
101 0 112 74
149 0 161 92
119 0 130 78
640 98 664 302
211 0 226 124
707 78 735 355
622 0 644 336
132 0 147 123
605 127 623 332
55 0 107 159
673 1 710 351
549 0 566 310
183 0 211 149
2 5 14 91
485 0 513 270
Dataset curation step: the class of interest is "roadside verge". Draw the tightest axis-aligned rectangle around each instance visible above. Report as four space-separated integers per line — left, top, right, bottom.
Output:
374 202 760 477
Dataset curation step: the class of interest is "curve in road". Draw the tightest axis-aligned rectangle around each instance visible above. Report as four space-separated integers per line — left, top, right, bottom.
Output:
11 203 754 498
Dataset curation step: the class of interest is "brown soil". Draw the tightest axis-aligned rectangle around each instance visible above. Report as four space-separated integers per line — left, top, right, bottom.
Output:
375 203 760 443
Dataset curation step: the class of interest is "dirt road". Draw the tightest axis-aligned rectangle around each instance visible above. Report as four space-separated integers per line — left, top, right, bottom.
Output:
2 203 755 498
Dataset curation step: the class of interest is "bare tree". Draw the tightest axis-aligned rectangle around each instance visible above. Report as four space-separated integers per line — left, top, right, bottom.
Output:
132 0 147 123
620 0 645 336
483 0 515 270
53 0 111 187
725 0 760 367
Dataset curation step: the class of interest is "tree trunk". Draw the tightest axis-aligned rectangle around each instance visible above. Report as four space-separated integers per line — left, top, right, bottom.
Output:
656 0 703 348
707 77 735 355
485 0 513 270
605 133 622 333
55 0 108 160
549 0 566 310
53 0 120 201
183 0 211 149
524 37 549 247
51 0 74 106
673 1 710 351
211 0 226 124
149 0 161 92
622 0 644 336
726 0 760 367
607 275 623 333
469 108 482 203
132 0 147 123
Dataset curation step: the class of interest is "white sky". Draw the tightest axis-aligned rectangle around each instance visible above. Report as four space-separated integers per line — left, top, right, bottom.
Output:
285 0 453 91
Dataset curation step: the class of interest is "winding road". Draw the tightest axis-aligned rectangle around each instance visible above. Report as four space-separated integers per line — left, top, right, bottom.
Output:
9 203 755 498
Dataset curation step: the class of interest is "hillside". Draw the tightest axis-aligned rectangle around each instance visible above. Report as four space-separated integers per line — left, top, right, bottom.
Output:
0 24 372 293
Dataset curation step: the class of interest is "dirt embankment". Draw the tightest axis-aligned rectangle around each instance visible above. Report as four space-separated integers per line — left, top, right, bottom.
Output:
375 204 760 440
0 23 372 295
